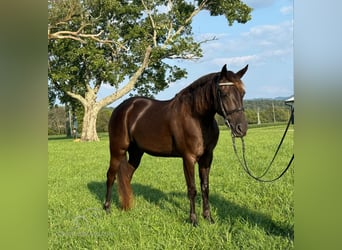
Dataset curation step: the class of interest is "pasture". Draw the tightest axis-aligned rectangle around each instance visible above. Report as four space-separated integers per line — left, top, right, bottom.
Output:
48 124 294 249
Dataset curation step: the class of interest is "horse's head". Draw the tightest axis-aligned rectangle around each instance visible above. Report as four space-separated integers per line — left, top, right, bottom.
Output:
216 64 248 137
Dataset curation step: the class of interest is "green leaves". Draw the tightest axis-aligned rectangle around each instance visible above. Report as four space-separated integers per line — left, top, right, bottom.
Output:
48 0 252 102
200 0 252 25
48 0 252 140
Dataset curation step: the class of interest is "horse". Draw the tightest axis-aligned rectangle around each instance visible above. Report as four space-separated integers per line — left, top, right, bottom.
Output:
104 64 248 226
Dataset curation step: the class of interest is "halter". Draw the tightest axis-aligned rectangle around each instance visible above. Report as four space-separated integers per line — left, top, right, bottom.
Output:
217 81 245 129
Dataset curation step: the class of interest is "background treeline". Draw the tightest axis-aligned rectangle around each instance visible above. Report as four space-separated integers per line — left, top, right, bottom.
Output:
215 98 292 126
48 98 293 135
48 106 113 136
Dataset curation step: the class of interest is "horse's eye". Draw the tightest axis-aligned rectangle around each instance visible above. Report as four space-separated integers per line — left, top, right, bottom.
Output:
220 92 228 98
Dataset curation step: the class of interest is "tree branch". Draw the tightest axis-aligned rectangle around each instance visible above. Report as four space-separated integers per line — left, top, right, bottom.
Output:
48 24 128 52
166 36 217 60
141 0 157 47
163 0 208 47
198 35 218 45
48 29 104 43
93 80 101 95
167 54 200 60
66 91 87 107
97 45 152 108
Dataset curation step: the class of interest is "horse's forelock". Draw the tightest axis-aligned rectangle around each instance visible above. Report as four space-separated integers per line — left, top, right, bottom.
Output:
221 71 245 95
235 81 245 95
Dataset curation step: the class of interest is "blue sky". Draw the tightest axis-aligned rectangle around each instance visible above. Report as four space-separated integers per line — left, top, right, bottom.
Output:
102 0 293 106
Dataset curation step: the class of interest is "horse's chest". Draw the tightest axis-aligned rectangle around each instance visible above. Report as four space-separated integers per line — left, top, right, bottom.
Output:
174 121 217 156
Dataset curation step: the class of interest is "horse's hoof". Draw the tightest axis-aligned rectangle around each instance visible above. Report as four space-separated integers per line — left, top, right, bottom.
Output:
103 203 111 214
203 211 215 224
192 220 198 227
190 214 198 227
206 216 215 224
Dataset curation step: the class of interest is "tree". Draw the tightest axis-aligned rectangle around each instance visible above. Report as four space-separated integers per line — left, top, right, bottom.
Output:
48 0 252 141
96 107 113 132
48 105 66 135
244 109 258 124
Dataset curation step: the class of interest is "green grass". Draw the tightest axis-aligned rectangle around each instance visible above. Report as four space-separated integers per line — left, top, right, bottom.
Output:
48 124 294 249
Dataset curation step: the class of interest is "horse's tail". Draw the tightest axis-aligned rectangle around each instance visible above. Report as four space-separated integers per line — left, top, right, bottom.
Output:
117 160 134 210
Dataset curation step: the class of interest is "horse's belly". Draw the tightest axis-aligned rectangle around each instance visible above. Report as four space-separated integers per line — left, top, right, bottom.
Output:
145 150 181 158
133 131 179 157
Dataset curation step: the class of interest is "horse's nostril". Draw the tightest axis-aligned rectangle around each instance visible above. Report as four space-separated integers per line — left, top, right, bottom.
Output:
235 124 245 136
236 124 242 133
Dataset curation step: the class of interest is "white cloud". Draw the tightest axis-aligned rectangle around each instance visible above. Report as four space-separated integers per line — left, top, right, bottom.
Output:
263 48 292 57
242 20 293 49
280 5 293 15
211 55 260 67
243 24 279 37
200 20 293 68
243 20 292 38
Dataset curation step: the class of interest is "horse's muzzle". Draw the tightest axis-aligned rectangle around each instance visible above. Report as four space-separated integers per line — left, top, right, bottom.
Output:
232 123 247 137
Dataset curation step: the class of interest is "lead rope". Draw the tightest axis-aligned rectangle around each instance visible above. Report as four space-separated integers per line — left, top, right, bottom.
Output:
232 106 294 182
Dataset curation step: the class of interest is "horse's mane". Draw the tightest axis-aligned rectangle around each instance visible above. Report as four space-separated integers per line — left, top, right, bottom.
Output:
174 72 218 114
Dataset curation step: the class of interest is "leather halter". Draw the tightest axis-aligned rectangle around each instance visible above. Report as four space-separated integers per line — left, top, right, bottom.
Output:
217 82 245 128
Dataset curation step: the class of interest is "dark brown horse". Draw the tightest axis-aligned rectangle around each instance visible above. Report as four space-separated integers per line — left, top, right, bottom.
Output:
104 64 248 226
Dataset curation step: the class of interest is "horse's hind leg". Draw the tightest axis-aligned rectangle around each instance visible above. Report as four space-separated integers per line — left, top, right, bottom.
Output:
117 145 143 210
104 153 125 213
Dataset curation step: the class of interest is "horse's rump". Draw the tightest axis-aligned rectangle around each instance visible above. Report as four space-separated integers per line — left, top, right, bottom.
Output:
109 97 179 156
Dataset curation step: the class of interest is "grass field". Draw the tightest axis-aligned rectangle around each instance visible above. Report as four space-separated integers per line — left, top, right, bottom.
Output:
48 124 294 249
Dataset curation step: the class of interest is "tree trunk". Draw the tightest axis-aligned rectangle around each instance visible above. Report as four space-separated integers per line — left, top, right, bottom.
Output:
81 103 100 141
66 87 106 142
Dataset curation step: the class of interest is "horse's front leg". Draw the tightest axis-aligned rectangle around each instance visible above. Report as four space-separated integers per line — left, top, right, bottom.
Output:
199 153 214 223
182 156 197 226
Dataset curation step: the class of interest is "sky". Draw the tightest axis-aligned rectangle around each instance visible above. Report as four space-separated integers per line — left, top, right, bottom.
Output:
100 0 293 107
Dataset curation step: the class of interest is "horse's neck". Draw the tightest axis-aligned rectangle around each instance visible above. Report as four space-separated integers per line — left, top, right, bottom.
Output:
172 88 217 118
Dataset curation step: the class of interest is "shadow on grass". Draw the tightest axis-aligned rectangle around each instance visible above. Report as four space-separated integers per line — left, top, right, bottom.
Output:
87 181 293 239
87 181 182 210
87 181 120 208
210 193 294 240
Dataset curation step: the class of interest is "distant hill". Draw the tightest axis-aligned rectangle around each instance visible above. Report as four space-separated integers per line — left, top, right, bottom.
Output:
245 95 293 101
274 96 293 101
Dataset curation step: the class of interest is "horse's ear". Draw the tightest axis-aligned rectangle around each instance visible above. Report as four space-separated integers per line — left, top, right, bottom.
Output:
220 64 228 79
237 64 248 78
221 64 228 75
